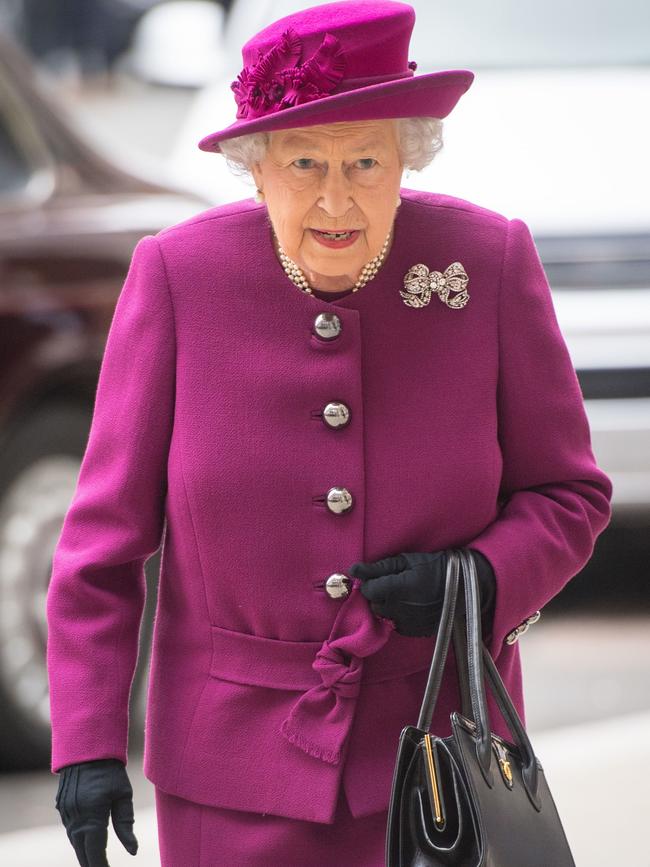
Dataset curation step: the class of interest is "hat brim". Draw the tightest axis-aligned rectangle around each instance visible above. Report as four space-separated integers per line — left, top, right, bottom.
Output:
197 68 474 153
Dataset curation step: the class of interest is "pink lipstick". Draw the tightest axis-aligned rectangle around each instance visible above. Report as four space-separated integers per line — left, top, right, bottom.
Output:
310 229 361 249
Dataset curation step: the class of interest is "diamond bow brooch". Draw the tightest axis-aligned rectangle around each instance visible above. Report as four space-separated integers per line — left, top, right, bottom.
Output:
400 262 470 309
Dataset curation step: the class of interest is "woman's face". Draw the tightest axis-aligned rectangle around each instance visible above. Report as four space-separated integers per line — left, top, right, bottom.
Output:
251 118 404 291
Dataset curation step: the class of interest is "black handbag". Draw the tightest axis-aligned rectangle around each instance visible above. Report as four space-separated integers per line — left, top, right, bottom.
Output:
385 548 576 866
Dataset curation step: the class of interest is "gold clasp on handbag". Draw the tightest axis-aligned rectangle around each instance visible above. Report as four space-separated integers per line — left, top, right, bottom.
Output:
492 735 514 789
423 733 446 828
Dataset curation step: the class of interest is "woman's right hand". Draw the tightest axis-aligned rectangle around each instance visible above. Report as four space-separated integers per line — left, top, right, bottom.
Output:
55 758 138 866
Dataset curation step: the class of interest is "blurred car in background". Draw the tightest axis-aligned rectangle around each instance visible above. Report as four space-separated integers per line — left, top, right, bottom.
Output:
170 0 650 524
0 31 208 769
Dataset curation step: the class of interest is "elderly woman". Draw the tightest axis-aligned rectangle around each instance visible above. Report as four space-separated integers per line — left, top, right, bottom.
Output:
46 1 612 865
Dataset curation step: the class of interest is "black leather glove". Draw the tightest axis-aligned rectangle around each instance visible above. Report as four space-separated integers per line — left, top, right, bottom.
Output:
349 548 496 638
55 758 138 866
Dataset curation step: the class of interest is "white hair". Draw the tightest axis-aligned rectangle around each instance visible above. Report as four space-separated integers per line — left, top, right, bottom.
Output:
217 116 443 184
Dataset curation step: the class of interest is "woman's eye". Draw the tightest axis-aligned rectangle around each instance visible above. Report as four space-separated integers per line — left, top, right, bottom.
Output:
292 158 317 169
355 158 377 170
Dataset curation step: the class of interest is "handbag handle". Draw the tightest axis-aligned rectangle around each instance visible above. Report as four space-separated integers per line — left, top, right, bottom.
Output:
417 549 541 805
415 548 462 731
456 549 540 802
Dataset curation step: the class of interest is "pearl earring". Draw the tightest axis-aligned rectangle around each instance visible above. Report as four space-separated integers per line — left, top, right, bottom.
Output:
254 188 265 203
396 195 401 206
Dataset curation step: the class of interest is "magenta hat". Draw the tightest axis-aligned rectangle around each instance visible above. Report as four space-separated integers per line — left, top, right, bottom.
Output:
197 0 474 153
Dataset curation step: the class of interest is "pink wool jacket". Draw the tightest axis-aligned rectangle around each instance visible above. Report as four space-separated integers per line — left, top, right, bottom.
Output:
46 187 612 824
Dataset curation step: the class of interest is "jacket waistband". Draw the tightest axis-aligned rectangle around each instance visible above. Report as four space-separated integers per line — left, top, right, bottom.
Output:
209 622 432 690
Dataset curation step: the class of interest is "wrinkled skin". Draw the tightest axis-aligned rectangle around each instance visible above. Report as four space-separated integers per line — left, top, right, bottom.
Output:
251 118 404 293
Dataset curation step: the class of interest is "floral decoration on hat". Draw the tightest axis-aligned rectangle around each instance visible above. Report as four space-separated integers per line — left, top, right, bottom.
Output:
400 262 470 308
231 27 346 120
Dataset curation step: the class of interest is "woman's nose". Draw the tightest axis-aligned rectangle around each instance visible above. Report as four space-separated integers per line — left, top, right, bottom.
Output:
317 168 354 219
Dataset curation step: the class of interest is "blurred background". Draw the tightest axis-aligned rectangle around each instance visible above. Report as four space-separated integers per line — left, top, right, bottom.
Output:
0 0 648 864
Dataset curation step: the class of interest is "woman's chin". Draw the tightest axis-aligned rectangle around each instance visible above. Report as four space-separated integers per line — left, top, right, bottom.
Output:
303 259 362 285
301 246 367 279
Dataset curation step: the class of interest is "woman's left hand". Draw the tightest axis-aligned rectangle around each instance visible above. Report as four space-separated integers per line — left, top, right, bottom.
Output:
348 548 496 638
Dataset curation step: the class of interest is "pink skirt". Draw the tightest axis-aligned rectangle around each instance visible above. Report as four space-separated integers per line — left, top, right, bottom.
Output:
154 784 388 866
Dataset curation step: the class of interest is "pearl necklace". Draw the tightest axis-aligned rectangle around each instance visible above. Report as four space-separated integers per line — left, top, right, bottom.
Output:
274 228 393 295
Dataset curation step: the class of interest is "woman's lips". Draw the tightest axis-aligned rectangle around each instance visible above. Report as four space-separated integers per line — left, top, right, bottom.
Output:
310 228 361 249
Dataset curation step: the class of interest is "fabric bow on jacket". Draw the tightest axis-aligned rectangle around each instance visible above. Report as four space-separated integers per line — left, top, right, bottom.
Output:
279 577 395 765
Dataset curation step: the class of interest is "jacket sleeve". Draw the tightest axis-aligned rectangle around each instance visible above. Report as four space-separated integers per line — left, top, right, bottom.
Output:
46 234 175 773
467 217 613 661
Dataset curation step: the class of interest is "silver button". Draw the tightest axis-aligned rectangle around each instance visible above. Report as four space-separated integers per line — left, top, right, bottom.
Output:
505 610 541 645
322 401 350 429
325 573 351 599
313 312 342 340
326 486 353 514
